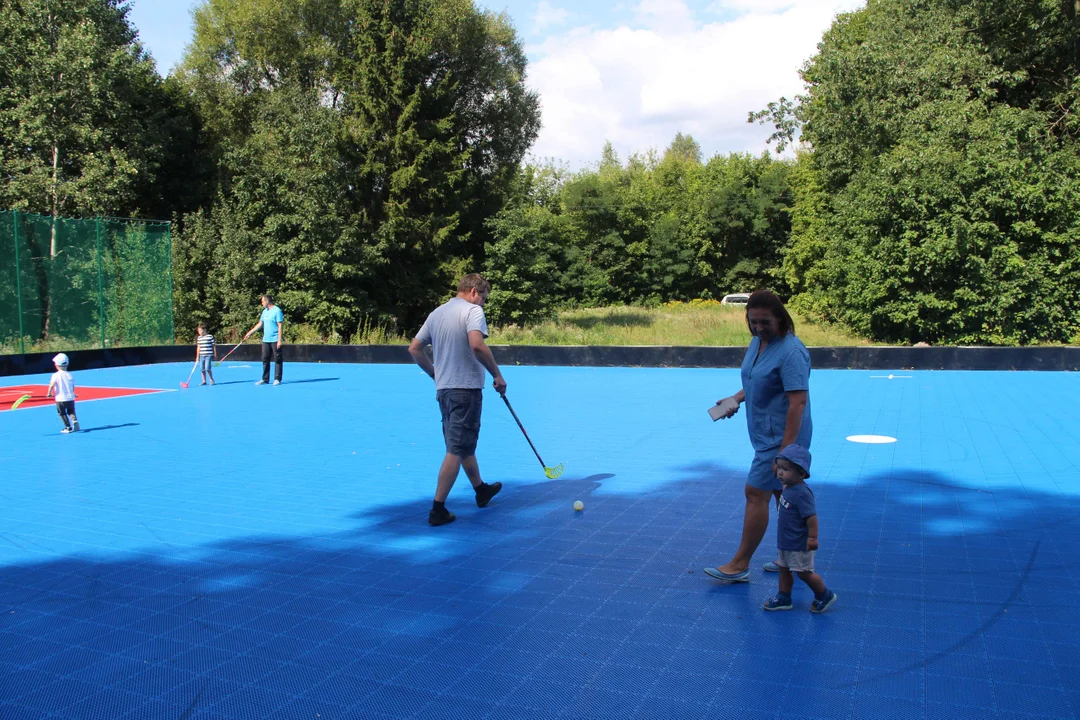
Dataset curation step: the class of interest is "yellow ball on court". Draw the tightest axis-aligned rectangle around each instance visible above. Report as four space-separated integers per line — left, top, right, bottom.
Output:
573 500 584 511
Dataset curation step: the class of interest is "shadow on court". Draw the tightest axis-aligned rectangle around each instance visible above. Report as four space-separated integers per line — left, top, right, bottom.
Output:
0 466 1075 719
79 423 141 434
190 378 341 387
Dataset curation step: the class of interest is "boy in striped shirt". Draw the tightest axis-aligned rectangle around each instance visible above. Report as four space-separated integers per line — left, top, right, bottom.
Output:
196 323 217 386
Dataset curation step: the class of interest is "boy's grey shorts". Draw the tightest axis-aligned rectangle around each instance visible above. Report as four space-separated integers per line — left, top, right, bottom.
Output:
776 549 815 573
437 388 482 457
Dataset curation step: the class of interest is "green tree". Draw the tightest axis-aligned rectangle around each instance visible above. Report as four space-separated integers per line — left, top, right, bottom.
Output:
0 0 190 218
489 141 795 315
663 132 703 164
0 0 197 342
176 0 540 336
766 0 1080 344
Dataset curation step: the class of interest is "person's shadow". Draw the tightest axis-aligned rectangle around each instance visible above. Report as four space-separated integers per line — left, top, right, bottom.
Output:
207 378 340 387
79 423 140 433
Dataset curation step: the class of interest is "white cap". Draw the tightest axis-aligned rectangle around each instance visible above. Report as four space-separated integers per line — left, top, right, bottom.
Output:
52 353 69 367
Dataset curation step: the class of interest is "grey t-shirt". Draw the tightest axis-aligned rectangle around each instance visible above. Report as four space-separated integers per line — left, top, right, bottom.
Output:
414 297 489 390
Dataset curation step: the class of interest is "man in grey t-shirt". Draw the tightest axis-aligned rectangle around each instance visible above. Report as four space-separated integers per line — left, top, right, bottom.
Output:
409 273 507 526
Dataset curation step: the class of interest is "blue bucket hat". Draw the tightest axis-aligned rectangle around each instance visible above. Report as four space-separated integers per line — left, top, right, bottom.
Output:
776 444 811 478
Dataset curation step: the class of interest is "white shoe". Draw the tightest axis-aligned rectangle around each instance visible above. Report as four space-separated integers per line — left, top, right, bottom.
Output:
273 380 281 385
61 427 72 434
255 380 267 385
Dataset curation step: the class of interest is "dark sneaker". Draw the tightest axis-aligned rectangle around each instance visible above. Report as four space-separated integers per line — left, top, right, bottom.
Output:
71 420 80 432
475 482 502 508
811 590 838 614
763 594 793 611
428 507 456 526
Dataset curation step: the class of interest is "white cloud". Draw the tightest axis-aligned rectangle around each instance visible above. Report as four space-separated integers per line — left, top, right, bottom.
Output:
634 0 696 34
524 0 866 167
532 0 572 34
706 0 800 15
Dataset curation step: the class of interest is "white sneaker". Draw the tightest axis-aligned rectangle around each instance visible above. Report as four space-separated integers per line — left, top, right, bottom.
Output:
273 380 281 385
61 427 72 434
255 380 267 385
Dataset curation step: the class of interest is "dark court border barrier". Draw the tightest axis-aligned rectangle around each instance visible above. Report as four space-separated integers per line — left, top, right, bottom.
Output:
3 344 1080 377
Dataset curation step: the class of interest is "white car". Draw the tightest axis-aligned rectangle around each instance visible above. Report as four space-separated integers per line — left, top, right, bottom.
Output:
720 293 751 305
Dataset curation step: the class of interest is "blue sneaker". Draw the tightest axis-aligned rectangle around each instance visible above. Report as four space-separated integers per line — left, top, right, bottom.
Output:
762 561 781 572
763 594 793 611
811 590 837 614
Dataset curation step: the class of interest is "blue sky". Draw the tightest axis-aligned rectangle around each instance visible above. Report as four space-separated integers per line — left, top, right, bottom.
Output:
128 0 865 167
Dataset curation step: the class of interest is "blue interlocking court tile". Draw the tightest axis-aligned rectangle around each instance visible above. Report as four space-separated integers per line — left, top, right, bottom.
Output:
1 361 1078 719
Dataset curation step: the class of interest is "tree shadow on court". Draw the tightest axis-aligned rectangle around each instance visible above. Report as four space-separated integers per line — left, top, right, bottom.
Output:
0 464 1076 719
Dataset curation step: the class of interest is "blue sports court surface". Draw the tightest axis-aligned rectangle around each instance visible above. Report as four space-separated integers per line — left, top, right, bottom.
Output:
1 361 1078 719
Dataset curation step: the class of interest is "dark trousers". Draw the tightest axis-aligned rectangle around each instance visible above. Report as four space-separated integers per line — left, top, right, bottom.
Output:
261 342 283 382
56 400 76 428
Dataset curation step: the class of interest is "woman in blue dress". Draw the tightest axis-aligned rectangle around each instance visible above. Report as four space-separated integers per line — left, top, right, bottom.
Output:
705 290 813 583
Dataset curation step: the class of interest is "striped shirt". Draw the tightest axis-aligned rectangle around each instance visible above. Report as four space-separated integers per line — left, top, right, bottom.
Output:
197 334 215 357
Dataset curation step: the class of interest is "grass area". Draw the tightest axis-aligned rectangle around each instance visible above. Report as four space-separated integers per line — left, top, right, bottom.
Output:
1 302 867 355
488 300 869 347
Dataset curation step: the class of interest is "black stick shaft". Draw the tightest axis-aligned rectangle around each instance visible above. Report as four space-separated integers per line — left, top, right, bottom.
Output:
500 393 547 469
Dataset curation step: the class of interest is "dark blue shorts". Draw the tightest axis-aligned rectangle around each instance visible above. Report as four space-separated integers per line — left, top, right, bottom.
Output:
437 388 482 457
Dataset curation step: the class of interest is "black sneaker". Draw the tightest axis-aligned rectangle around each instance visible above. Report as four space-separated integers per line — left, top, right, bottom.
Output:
475 482 502 508
428 507 456 526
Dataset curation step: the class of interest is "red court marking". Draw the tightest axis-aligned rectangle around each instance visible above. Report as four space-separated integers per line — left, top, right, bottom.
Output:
0 384 164 412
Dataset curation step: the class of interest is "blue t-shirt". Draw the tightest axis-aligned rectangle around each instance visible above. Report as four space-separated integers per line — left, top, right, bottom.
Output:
260 306 284 342
777 482 817 551
740 332 813 452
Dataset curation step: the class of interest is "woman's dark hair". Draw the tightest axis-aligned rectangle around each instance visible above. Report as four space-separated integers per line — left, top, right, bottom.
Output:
745 289 795 336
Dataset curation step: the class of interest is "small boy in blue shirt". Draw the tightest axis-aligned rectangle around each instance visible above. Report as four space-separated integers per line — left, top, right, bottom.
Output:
763 444 837 613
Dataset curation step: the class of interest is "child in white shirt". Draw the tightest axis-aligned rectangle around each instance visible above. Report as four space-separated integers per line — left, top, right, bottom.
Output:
46 353 80 434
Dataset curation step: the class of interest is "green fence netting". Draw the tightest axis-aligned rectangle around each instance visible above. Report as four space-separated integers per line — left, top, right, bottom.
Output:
0 210 173 355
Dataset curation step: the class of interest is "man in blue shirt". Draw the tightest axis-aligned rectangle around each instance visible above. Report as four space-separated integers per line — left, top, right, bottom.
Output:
244 294 285 385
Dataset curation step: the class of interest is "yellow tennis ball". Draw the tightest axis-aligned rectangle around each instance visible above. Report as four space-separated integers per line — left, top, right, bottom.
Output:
573 500 584 511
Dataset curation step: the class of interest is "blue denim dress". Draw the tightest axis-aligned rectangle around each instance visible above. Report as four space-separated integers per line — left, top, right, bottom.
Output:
740 333 813 490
